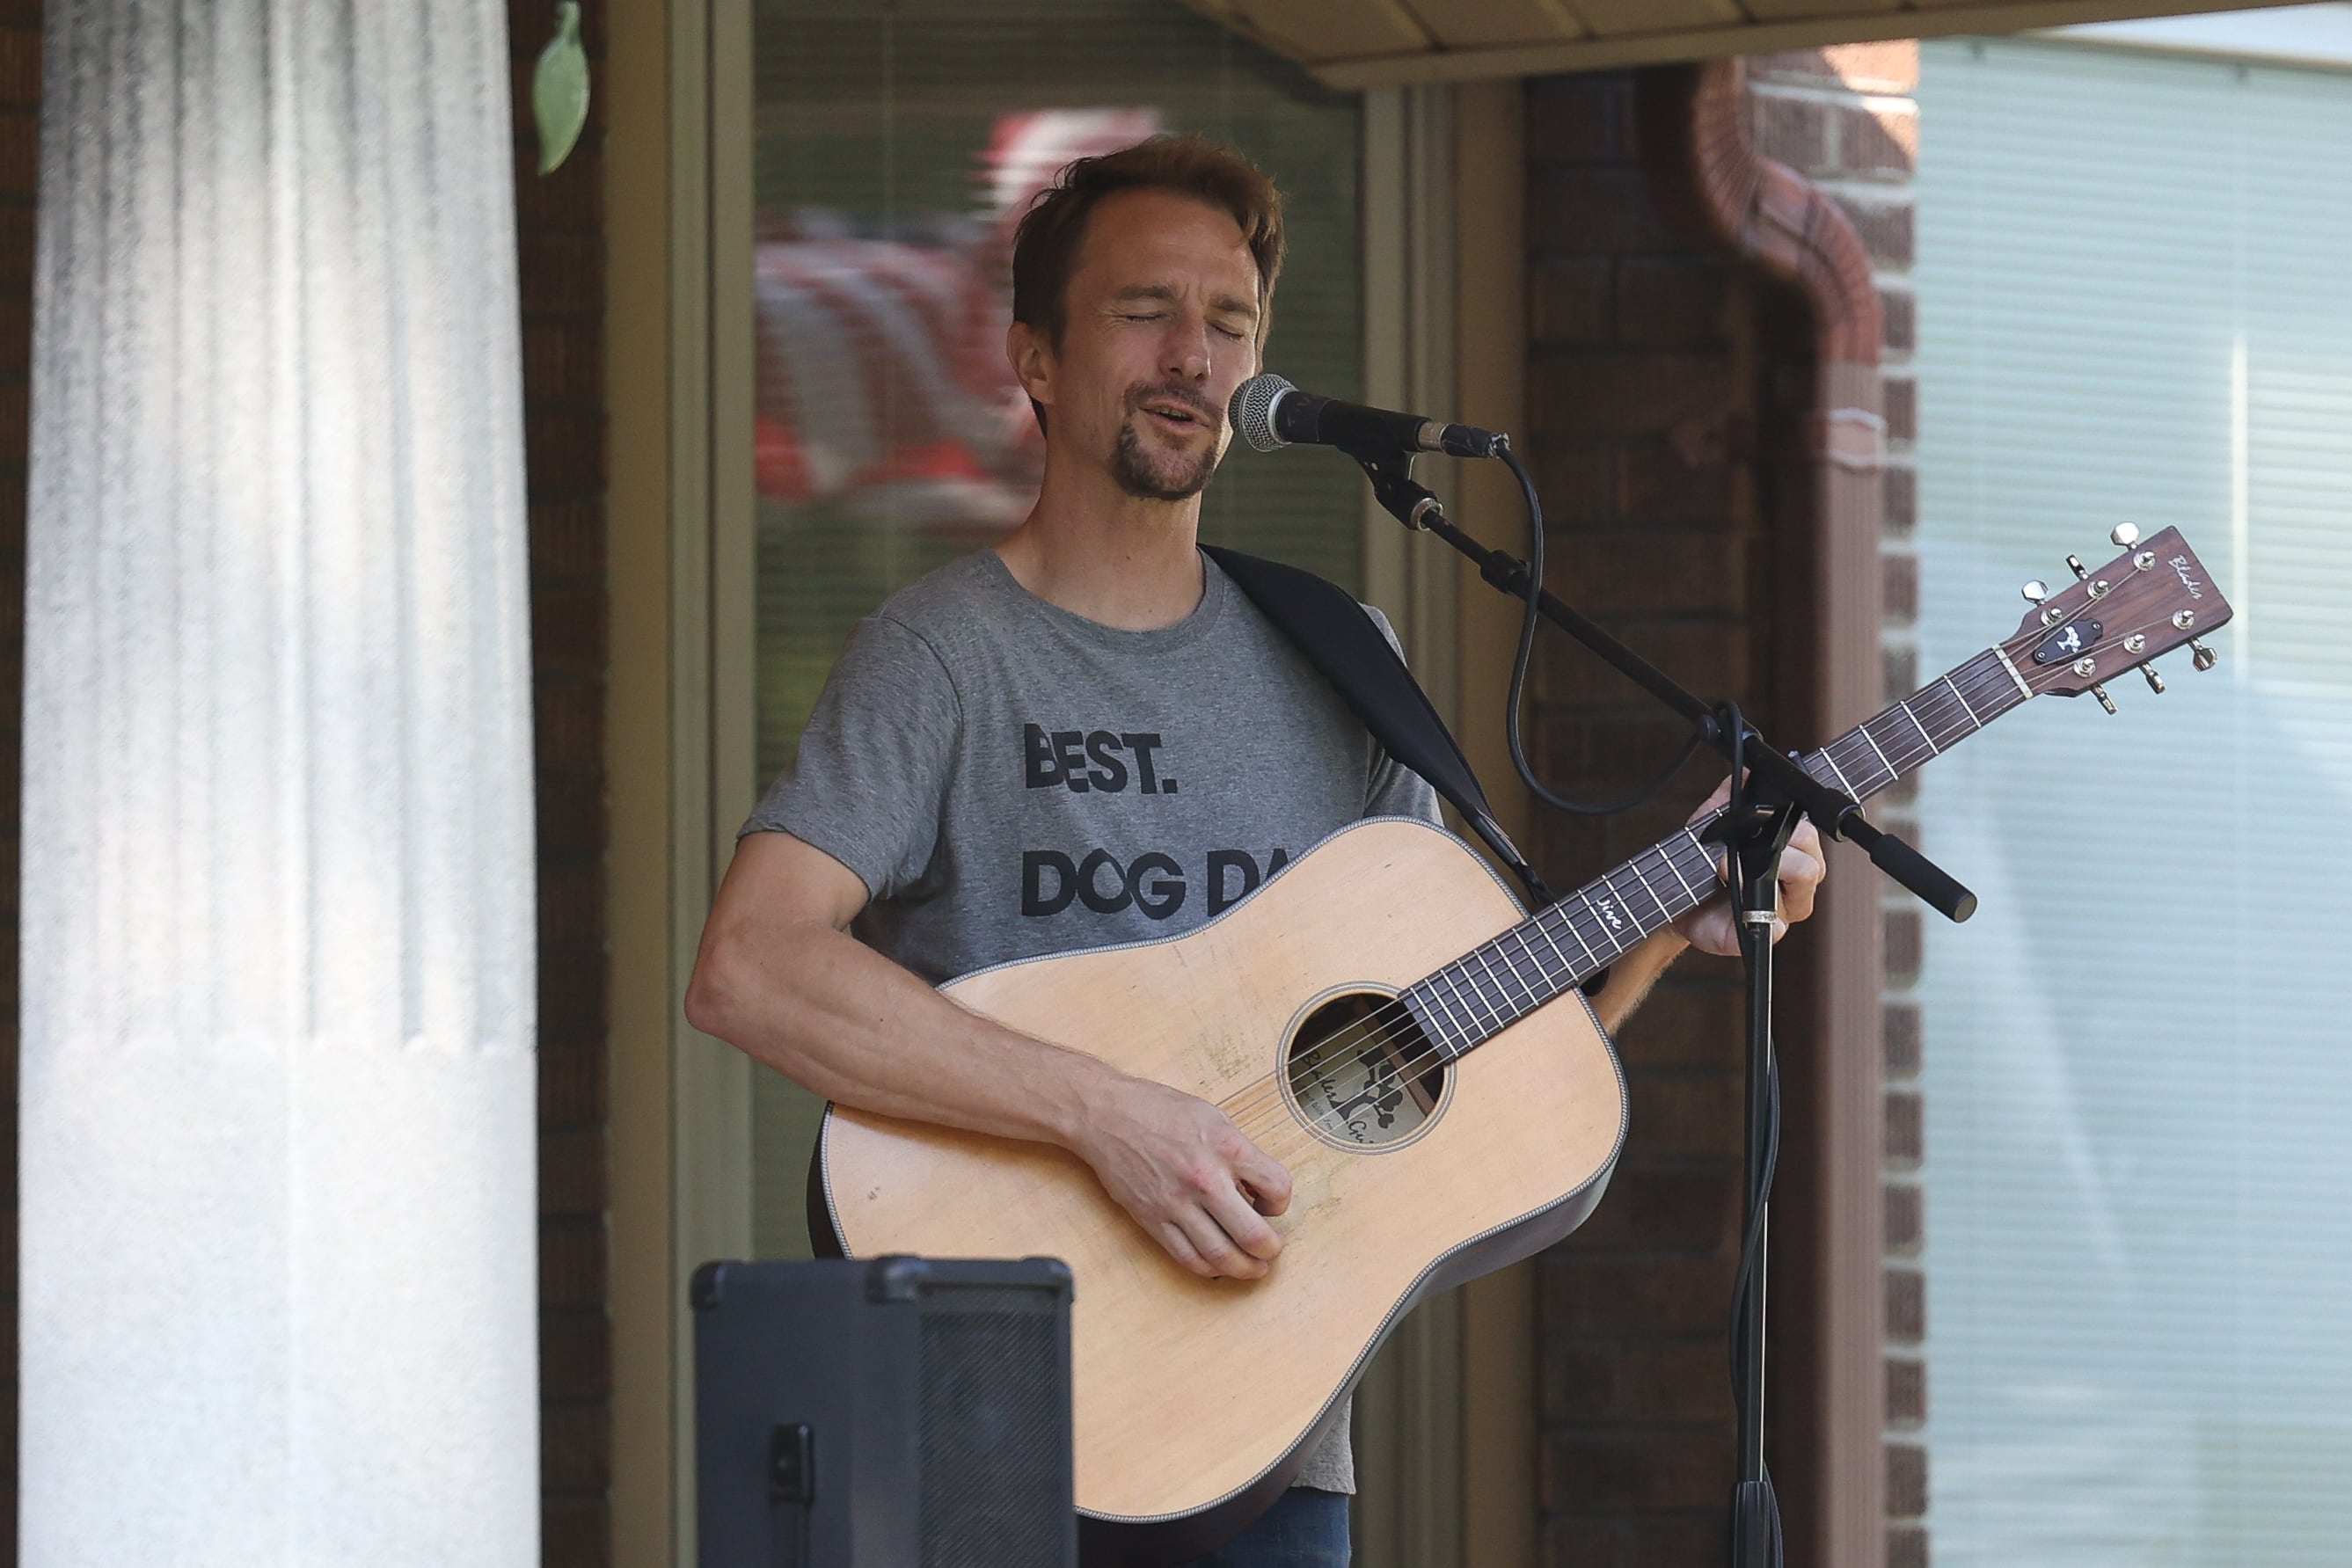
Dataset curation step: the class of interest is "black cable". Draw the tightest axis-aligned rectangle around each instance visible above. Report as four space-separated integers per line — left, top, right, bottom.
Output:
1726 1055 1781 1392
1499 445 1706 817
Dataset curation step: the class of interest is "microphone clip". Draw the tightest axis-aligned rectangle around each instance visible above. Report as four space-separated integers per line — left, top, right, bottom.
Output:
1356 453 1447 531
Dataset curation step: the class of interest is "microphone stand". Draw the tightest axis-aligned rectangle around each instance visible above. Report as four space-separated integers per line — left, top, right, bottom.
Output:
1353 448 1971 1568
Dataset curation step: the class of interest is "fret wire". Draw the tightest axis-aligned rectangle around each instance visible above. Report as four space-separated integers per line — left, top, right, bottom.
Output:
1855 721 1900 780
1443 960 1504 1037
1551 898 1616 966
1660 842 1705 901
1625 857 1670 923
1947 664 2012 732
1520 926 1572 988
1917 676 1972 743
1680 827 1723 886
1531 915 1586 981
1402 989 1459 1061
1491 940 1538 1004
1488 934 1532 997
1878 707 1933 769
1900 700 1938 756
1495 931 1548 1002
1470 946 1525 1021
1668 835 1726 906
1873 717 1930 776
1815 743 1859 795
1419 977 1473 1054
1991 645 2034 701
1421 974 1473 1043
1421 647 2049 1064
1450 964 1505 1042
1466 953 1518 1029
1823 733 1878 794
1918 676 1976 748
1587 870 1645 948
1643 847 1697 920
1521 923 1573 987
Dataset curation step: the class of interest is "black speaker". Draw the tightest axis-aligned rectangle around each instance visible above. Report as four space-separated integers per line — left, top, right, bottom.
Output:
691 1256 1077 1568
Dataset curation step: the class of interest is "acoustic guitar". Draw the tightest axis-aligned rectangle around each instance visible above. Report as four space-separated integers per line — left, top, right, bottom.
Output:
812 527 2229 1564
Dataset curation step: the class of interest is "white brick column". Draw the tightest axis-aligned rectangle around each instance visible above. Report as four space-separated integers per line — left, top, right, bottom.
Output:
19 4 537 1564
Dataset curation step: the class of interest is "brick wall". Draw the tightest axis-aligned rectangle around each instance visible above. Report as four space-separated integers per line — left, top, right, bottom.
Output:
1523 69 1797 1566
0 4 33 1560
1748 43 1927 1567
508 2 613 1564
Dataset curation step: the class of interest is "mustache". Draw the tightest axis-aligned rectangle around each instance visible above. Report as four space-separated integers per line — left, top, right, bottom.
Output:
1128 383 1220 426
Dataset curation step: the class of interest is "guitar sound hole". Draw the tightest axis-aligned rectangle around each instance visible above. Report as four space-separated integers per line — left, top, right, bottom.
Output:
1284 990 1448 1149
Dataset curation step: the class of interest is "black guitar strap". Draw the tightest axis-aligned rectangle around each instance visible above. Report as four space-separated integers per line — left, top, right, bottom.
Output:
1202 544 1552 908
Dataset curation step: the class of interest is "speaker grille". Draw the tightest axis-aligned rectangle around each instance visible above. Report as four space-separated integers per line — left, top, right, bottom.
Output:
917 1300 1068 1566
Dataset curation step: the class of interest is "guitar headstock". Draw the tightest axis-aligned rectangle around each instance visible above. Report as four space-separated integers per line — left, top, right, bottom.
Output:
2002 525 2233 710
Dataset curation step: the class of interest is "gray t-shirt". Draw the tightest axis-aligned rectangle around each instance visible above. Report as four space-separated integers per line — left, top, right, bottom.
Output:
743 547 1441 1493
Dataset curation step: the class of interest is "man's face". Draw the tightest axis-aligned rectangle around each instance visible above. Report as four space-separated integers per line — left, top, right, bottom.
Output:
1014 187 1264 502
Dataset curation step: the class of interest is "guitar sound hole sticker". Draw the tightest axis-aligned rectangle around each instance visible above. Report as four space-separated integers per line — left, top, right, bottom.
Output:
2032 617 2103 665
1284 990 1449 1149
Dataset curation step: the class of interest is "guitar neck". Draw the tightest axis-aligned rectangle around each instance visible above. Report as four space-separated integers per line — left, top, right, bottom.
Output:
1400 645 2035 1060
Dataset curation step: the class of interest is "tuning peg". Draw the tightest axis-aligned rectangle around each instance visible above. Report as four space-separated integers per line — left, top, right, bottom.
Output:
2021 579 2049 604
2110 522 2141 548
2066 554 2090 581
2191 638 2217 672
2141 664 2166 694
2090 683 2117 714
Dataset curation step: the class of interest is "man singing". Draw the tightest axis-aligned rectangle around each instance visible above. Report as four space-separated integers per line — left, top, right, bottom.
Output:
687 134 1823 1565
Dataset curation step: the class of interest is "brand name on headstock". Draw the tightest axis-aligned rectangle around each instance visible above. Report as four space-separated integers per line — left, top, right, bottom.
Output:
2169 554 2206 600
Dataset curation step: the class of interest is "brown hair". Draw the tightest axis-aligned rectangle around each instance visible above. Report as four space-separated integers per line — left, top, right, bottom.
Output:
1010 134 1287 351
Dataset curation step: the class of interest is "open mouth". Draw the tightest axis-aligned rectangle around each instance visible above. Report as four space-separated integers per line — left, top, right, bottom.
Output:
1140 399 1212 435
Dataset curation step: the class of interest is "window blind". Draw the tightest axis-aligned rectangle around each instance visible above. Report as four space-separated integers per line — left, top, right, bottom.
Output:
1916 36 2352 1564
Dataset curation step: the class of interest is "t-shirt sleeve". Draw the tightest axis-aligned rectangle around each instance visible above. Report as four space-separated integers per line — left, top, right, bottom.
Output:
1358 603 1443 827
738 613 961 901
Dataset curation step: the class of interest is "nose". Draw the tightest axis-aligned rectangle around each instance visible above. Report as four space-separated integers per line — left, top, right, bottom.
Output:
1164 312 1212 384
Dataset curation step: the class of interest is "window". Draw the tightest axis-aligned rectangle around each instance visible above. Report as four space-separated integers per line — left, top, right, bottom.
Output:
1917 37 2352 1563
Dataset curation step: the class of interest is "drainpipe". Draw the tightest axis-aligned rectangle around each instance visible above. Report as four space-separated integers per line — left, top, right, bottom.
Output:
1640 56 1890 1568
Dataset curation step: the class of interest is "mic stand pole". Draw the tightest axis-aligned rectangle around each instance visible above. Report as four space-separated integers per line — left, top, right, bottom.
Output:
1355 451 1970 1568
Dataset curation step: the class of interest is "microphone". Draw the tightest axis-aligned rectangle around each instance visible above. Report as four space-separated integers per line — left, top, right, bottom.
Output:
1228 373 1504 461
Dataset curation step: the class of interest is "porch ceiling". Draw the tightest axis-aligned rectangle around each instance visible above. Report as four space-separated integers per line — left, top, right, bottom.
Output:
1173 0 2304 87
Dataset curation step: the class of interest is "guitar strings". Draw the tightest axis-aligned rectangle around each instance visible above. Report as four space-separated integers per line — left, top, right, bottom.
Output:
1210 652 2027 1147
1228 609 2177 1163
1197 648 2050 1163
1211 662 2006 1160
1216 831 1734 1162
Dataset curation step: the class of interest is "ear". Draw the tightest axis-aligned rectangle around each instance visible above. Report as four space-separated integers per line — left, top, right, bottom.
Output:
1006 319 1055 412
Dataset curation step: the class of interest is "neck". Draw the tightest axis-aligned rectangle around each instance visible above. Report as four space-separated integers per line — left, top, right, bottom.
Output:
1399 645 2036 1063
995 450 1207 631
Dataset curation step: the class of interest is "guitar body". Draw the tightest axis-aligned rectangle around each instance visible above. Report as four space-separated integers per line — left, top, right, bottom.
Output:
814 817 1629 1564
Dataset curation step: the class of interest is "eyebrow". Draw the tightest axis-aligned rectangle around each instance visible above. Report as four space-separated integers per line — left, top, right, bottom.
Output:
1111 282 1260 323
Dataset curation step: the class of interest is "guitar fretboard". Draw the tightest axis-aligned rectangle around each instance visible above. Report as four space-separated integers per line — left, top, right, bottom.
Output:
1398 646 2034 1061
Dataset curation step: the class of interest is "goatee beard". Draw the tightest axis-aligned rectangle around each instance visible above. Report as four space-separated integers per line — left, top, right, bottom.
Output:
1110 418 1217 501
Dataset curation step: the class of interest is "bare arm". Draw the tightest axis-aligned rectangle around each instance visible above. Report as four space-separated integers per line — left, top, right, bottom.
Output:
1581 777 1831 1035
685 831 1293 1280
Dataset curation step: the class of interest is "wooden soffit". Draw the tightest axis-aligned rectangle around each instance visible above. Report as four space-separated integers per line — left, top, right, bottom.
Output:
1176 0 2305 88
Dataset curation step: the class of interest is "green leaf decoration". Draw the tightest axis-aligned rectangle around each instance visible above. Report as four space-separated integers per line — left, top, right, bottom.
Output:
533 2 589 176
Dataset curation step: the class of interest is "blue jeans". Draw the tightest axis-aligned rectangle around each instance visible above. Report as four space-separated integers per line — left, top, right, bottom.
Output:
1180 1487 1350 1567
